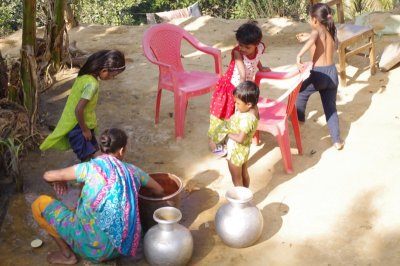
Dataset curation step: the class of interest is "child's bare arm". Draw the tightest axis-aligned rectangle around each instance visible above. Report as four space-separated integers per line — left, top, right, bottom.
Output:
233 50 246 83
228 131 247 144
75 99 92 140
257 61 271 72
296 30 318 66
296 32 311 43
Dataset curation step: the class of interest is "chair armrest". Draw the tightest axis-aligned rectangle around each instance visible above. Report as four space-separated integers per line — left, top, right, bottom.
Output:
256 62 312 84
197 44 222 76
142 48 172 70
255 68 301 85
257 97 278 109
257 62 312 108
183 33 222 76
257 83 298 109
255 69 301 108
149 59 172 70
142 51 180 88
256 79 299 108
274 62 311 102
142 48 175 77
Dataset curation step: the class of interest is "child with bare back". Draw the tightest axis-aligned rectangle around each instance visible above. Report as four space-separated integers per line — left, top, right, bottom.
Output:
295 3 345 150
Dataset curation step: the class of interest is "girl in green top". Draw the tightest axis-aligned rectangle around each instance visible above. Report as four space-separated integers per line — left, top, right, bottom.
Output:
40 50 126 161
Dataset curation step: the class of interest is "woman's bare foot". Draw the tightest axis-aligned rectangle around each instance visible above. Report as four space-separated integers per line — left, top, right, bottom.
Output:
47 251 78 265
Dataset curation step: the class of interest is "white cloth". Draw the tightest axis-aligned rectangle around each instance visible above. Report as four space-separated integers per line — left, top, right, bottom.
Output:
155 8 189 21
380 42 400 71
188 2 202 17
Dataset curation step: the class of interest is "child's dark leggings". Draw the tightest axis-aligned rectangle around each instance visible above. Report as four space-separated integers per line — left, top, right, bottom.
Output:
296 64 341 144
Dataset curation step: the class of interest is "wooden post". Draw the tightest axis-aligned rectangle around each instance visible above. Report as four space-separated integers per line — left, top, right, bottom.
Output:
338 46 347 86
369 35 376 75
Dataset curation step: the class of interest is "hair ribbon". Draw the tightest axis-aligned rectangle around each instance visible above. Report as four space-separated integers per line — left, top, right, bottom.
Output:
109 65 126 71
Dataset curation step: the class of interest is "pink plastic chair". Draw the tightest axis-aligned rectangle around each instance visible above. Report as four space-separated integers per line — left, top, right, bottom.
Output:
142 23 222 139
254 62 312 174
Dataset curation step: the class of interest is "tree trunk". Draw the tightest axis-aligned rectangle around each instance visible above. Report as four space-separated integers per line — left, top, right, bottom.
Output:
52 0 65 71
20 0 38 136
64 1 78 30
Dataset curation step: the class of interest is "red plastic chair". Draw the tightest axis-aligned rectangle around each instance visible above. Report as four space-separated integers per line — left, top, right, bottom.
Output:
142 23 222 139
253 62 312 174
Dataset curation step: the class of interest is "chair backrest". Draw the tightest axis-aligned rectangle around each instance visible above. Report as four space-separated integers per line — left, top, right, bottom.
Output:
142 23 186 73
285 77 304 119
309 0 345 23
285 63 312 118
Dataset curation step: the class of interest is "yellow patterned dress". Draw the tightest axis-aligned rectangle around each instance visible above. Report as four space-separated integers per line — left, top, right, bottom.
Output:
226 111 258 166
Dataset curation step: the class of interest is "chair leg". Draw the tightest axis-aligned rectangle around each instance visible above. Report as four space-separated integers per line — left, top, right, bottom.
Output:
174 94 188 139
369 34 376 75
290 108 303 155
276 125 293 174
155 87 162 124
252 130 260 145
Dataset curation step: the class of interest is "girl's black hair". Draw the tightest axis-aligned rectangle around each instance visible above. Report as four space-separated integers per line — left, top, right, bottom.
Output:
310 3 337 45
233 81 260 107
235 20 263 45
78 49 126 77
99 128 128 154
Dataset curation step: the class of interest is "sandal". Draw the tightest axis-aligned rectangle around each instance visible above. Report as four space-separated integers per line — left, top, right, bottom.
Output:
213 144 227 157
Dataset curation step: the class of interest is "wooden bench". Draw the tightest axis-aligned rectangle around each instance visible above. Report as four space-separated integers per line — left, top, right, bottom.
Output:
310 0 376 86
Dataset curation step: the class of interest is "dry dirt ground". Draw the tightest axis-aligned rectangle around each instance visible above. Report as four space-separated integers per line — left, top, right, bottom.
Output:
1 16 400 265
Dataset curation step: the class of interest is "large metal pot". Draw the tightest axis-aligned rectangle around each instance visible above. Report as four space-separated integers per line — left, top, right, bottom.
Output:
215 186 263 248
138 172 183 232
144 207 193 266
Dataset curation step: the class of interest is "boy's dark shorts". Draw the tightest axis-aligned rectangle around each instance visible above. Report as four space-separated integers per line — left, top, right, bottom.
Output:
67 124 99 160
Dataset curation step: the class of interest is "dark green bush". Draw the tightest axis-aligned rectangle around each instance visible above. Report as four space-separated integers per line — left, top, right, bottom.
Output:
71 0 140 25
0 1 23 37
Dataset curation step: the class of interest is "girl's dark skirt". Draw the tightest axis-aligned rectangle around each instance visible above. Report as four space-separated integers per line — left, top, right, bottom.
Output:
67 124 98 160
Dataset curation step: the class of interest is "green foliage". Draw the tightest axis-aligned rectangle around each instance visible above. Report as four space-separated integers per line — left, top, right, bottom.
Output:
1 0 398 37
71 0 141 25
152 0 195 10
0 0 48 37
0 137 24 192
346 0 396 17
200 0 237 19
0 0 22 37
232 0 306 20
36 1 52 28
